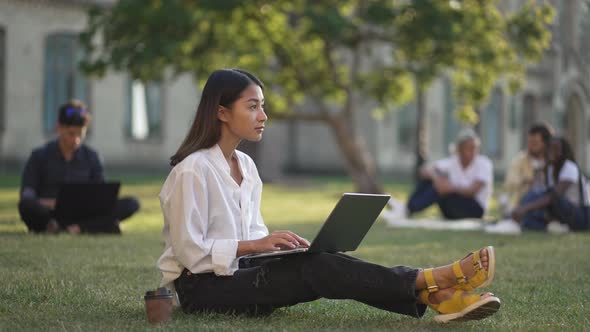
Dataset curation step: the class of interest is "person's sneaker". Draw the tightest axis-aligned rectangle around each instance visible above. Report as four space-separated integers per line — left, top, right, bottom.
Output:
381 197 409 227
484 219 522 235
547 221 570 234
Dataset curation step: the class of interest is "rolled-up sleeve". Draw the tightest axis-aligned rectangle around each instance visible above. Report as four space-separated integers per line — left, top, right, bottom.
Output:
163 170 238 276
433 158 451 174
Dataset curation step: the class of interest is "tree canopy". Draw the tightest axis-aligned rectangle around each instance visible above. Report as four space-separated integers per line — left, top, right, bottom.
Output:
81 0 554 192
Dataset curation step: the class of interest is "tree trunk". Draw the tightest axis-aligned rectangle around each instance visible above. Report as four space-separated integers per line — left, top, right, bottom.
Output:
328 116 383 194
413 84 428 182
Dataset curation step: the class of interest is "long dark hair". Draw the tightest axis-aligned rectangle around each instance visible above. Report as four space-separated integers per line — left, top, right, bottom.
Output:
551 137 576 183
170 69 263 166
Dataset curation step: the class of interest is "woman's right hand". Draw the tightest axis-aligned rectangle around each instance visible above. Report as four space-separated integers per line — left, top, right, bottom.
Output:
253 231 310 252
237 231 310 257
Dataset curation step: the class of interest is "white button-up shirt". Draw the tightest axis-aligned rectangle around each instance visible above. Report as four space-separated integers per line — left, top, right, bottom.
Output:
434 155 493 210
157 144 269 290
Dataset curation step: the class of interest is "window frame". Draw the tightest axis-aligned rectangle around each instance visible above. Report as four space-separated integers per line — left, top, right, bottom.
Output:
43 32 90 135
480 88 505 160
125 77 165 143
396 101 417 153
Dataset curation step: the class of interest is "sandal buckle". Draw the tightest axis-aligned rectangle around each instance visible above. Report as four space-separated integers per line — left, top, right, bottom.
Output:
473 261 482 272
456 275 468 284
427 285 439 293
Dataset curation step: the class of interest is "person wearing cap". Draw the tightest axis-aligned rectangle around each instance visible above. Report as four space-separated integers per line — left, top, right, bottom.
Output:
17 100 140 234
384 129 493 223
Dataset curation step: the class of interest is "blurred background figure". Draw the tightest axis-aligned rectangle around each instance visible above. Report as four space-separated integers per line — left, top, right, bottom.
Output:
18 100 140 234
487 137 590 234
384 129 493 225
498 124 553 217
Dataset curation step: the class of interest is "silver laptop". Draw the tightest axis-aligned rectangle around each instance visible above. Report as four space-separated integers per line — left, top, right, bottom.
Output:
240 193 391 260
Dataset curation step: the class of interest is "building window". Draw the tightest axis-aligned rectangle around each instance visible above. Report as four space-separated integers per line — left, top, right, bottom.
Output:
397 102 416 152
580 0 590 53
0 27 5 135
509 95 518 130
443 78 460 152
126 79 162 140
522 94 538 144
481 88 503 158
43 33 88 133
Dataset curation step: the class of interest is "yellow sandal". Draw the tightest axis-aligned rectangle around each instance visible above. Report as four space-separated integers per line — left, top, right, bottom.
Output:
419 288 501 323
453 246 496 291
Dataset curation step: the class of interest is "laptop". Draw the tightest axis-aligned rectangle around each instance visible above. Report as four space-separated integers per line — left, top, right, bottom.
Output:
54 182 121 225
240 193 391 260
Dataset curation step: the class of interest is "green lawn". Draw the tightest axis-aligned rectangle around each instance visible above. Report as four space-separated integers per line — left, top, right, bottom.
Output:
0 174 589 331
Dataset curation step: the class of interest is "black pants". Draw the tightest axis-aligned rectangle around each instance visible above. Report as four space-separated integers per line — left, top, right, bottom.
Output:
174 252 426 318
17 196 140 233
407 180 484 219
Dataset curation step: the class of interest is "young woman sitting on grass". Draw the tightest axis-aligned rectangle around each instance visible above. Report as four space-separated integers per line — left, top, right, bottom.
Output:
156 69 501 323
510 137 590 231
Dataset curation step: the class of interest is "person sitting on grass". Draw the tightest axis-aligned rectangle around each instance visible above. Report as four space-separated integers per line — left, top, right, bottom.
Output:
156 69 501 323
18 100 140 234
497 123 553 217
487 137 590 234
383 129 493 225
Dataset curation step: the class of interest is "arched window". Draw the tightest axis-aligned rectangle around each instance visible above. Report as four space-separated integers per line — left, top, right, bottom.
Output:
522 94 538 144
443 78 460 152
126 79 162 140
481 88 504 158
397 102 416 152
43 33 88 133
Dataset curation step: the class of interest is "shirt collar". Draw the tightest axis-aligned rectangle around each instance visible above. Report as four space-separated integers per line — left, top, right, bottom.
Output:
454 155 475 170
206 144 248 184
207 144 231 175
49 139 84 162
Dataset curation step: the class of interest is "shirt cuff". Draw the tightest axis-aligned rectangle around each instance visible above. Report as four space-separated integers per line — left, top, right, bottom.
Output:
211 239 239 275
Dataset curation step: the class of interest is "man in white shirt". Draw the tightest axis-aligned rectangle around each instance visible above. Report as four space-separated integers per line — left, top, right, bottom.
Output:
385 129 493 223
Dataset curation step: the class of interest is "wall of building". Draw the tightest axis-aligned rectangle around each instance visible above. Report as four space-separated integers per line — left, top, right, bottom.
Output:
0 0 588 179
0 1 200 172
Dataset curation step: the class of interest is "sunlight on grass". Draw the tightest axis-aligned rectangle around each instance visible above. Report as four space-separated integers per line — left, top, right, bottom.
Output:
1 175 589 331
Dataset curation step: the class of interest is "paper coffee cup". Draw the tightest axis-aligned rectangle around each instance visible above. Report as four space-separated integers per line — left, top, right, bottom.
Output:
144 287 174 324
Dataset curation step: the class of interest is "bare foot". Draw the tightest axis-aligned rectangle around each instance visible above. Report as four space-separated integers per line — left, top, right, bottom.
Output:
66 224 81 235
